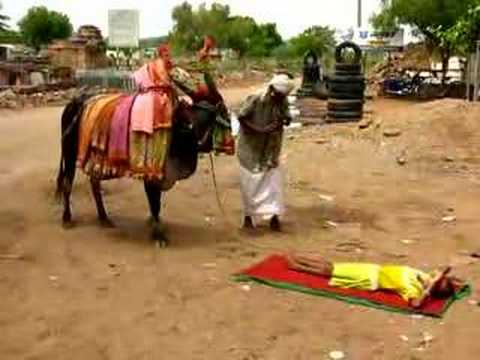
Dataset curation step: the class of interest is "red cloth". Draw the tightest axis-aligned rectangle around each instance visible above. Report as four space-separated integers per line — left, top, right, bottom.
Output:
107 94 137 166
239 255 463 317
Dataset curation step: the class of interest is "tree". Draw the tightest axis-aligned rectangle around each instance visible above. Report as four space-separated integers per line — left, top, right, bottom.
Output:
371 0 473 80
169 2 283 57
18 6 73 50
224 17 283 57
225 16 256 57
0 2 10 32
289 26 336 58
435 1 480 56
249 23 283 57
170 2 230 53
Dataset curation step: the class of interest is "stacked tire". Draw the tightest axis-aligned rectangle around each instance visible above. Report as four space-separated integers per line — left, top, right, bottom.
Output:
327 42 365 122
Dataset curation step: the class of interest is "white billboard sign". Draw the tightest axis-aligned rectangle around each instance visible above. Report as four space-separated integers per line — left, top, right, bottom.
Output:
353 28 405 50
108 9 140 48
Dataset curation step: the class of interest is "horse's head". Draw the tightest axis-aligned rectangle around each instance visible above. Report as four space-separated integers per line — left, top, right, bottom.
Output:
192 99 234 154
175 76 234 155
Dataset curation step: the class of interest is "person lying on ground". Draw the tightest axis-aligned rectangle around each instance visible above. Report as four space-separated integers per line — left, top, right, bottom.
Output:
286 253 463 308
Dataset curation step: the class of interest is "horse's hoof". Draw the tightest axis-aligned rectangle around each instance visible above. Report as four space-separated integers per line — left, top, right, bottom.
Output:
270 216 282 232
62 220 75 229
100 218 116 228
152 227 168 248
156 239 168 249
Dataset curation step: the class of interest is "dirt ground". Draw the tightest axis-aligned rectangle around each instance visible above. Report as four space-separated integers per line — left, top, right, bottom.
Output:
1 85 480 360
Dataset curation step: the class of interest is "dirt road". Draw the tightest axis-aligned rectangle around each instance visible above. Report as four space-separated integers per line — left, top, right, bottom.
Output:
1 90 480 359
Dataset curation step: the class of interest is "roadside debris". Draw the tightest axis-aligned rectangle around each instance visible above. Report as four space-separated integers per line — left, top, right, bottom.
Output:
324 220 339 229
241 284 251 292
318 194 335 202
329 350 345 360
416 332 435 351
0 87 76 109
441 215 457 223
396 156 407 166
202 263 217 269
383 128 402 138
315 138 329 145
358 117 373 129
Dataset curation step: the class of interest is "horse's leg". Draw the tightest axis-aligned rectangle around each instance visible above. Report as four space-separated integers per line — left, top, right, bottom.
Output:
90 178 115 228
144 180 168 247
62 174 74 228
62 150 77 228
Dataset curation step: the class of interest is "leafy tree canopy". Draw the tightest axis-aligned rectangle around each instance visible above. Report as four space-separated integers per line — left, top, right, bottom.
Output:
18 6 73 50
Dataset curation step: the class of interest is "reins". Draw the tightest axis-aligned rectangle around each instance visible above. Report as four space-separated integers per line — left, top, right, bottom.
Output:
207 152 286 254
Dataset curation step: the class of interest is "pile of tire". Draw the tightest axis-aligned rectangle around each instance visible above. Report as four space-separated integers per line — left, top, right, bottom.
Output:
327 41 365 122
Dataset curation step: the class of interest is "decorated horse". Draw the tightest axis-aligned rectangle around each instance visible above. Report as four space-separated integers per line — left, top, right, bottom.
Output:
56 40 234 247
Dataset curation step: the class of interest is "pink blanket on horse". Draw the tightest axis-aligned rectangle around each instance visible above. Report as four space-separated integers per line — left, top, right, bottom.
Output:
130 61 173 134
107 95 137 166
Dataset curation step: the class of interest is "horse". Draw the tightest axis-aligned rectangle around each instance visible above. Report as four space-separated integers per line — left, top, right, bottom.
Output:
56 78 233 247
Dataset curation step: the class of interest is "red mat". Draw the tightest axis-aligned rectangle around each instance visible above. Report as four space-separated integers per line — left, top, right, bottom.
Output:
235 255 471 318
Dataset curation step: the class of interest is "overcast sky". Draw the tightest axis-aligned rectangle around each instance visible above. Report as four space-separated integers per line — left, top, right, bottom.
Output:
1 0 383 39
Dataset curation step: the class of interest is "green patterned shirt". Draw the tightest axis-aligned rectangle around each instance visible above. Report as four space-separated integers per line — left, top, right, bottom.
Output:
237 91 291 172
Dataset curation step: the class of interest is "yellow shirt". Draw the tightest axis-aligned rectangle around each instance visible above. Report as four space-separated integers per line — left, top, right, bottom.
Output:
330 263 432 301
378 266 432 302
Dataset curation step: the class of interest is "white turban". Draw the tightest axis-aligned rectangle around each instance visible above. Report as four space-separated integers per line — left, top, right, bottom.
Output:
268 74 294 95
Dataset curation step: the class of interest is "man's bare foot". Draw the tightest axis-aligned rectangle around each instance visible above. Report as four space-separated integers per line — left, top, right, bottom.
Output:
242 216 255 229
270 215 281 232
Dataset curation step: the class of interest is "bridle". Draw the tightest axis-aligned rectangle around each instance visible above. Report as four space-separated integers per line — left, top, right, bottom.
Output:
192 100 231 149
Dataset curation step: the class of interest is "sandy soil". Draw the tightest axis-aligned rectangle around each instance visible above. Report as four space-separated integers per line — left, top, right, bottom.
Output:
1 87 480 359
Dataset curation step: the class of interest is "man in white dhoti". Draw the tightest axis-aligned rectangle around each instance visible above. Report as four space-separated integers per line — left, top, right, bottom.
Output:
237 74 294 231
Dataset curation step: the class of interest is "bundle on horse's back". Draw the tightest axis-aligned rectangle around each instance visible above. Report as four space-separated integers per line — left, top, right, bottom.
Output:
77 94 125 178
56 45 235 244
108 95 138 168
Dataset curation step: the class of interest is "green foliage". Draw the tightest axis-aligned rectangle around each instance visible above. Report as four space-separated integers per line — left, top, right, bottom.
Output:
0 29 21 44
371 0 472 44
169 1 336 65
18 6 73 50
248 23 283 57
225 16 256 56
273 26 336 69
288 26 336 58
0 2 10 31
435 1 480 55
371 0 475 76
370 6 398 33
139 36 169 49
169 2 283 57
170 2 230 52
0 14 9 32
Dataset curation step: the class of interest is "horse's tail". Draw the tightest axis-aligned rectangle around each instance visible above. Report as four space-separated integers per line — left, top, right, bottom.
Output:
55 97 84 199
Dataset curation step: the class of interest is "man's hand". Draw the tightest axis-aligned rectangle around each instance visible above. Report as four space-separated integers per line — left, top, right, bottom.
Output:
410 297 425 308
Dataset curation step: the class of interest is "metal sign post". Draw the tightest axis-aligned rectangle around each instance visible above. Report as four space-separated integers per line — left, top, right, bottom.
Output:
466 55 472 101
474 41 480 102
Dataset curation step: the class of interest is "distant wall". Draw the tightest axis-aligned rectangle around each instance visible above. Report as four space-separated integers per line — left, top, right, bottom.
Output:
48 41 108 70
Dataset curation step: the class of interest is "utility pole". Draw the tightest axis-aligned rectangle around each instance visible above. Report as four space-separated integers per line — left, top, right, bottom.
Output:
357 0 362 28
474 40 480 102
